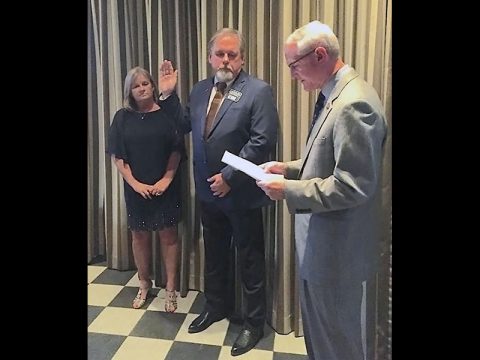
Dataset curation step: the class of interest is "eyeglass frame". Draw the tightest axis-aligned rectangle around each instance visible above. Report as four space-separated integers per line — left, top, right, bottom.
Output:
287 48 317 69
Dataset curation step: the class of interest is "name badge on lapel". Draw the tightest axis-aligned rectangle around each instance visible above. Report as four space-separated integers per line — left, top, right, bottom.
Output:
226 89 242 102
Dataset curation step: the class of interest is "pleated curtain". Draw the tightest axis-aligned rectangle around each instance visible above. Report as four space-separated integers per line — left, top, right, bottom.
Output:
88 1 392 357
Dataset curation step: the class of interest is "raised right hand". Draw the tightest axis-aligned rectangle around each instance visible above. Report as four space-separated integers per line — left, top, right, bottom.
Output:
159 60 178 96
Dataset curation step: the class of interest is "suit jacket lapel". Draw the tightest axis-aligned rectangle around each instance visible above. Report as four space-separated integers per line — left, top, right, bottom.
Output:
299 68 359 178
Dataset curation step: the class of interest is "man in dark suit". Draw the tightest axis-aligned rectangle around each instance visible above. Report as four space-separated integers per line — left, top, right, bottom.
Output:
257 21 387 360
158 28 278 356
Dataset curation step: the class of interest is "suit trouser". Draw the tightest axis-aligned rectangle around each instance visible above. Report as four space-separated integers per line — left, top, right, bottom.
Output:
300 278 364 360
200 201 266 328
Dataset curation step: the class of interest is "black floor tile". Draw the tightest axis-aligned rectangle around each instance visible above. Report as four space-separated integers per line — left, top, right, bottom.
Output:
88 305 104 326
188 292 206 314
88 333 126 360
130 311 187 340
108 286 159 308
91 268 137 285
165 341 221 360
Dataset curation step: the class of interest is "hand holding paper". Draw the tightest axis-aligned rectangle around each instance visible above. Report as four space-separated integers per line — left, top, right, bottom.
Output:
259 161 287 176
221 151 285 200
221 151 284 182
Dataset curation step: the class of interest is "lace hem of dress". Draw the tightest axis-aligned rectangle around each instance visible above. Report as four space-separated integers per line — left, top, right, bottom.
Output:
127 212 180 231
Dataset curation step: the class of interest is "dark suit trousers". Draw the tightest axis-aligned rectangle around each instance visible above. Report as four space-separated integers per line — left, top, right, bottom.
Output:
300 278 364 360
200 201 266 329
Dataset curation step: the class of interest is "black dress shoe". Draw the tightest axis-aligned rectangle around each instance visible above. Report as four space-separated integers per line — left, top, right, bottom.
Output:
188 310 225 333
231 327 264 356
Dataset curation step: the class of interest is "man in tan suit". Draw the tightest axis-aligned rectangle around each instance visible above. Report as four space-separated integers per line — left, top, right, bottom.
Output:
257 20 387 360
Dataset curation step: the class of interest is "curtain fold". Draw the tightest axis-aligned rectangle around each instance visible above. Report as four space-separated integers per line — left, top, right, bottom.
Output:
88 1 392 353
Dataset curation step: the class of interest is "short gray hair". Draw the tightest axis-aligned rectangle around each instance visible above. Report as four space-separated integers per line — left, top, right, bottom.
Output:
286 20 340 59
123 66 160 111
207 28 246 58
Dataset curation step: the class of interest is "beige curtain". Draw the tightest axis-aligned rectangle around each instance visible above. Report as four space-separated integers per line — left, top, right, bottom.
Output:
88 0 392 356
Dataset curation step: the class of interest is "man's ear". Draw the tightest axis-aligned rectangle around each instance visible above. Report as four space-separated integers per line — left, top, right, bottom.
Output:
315 47 326 61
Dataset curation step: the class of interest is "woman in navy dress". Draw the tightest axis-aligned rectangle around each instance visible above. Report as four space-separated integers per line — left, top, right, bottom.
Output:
107 66 185 312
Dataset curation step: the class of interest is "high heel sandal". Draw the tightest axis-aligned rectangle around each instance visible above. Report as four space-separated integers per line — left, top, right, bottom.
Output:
165 289 177 313
132 279 152 309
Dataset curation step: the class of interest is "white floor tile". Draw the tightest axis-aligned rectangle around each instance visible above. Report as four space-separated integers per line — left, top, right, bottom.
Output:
88 283 124 306
88 307 146 336
273 331 307 354
112 336 173 360
88 265 107 283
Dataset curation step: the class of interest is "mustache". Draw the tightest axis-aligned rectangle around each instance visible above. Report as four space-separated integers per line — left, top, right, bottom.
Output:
215 67 234 82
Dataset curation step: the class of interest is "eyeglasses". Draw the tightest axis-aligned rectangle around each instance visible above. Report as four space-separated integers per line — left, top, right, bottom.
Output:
287 48 316 69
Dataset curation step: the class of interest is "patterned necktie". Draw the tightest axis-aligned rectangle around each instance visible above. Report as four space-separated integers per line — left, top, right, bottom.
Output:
204 82 227 139
307 92 325 140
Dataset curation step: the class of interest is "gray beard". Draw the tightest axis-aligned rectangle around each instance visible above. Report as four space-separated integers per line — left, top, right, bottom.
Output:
216 68 234 83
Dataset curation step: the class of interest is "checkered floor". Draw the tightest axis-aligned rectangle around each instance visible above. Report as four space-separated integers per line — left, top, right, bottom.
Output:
88 261 308 360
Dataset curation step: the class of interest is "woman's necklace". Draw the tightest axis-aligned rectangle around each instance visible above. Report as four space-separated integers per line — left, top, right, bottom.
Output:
138 103 158 120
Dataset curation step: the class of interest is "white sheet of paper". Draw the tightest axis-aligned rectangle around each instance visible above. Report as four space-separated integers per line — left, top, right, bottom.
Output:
221 151 284 181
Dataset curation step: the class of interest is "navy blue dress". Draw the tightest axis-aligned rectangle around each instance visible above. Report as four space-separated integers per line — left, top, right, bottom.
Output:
107 108 185 231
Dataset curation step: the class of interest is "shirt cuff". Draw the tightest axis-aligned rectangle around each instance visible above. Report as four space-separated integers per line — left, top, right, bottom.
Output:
159 93 172 101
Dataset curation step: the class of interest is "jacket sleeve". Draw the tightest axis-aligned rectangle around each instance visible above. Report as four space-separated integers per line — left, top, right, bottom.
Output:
221 84 279 187
285 159 302 179
284 100 386 214
159 92 192 134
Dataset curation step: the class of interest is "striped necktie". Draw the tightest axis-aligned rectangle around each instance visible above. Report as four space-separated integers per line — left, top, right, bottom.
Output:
204 82 227 139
